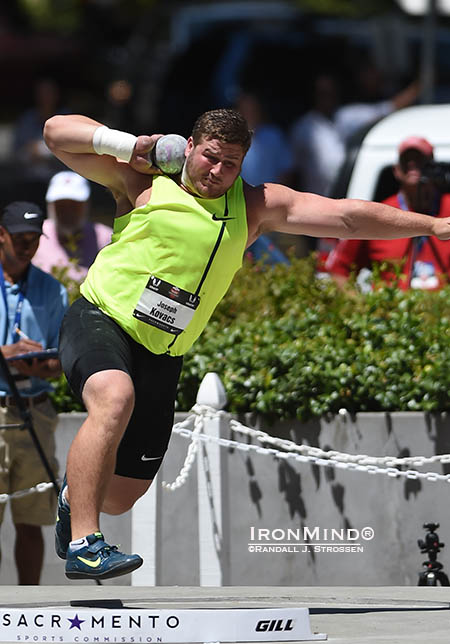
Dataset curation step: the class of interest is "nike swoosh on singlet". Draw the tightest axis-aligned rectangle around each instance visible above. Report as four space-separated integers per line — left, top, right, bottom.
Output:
77 555 101 568
141 455 163 462
211 213 236 221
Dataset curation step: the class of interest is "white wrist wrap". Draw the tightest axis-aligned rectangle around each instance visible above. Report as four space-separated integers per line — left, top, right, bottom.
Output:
92 126 137 162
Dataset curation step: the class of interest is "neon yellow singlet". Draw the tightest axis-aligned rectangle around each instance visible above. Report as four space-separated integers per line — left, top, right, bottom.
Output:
81 174 248 356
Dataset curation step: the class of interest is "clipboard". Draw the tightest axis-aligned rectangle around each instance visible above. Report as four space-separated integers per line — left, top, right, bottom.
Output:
6 348 59 362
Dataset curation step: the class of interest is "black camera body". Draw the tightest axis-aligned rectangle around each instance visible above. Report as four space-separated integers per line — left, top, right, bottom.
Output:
421 161 450 192
417 522 450 586
418 522 443 556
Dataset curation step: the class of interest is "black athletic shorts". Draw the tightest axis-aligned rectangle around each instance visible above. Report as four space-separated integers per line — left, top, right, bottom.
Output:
59 297 183 479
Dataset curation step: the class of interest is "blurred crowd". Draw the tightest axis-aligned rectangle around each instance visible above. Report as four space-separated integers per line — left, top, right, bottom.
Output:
7 38 450 297
9 54 449 292
234 61 436 287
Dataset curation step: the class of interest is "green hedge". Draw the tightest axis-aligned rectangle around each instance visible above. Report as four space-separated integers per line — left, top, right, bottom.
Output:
48 265 84 413
50 256 450 420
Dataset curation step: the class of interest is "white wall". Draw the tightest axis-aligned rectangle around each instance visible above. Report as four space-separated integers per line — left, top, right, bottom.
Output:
2 411 449 586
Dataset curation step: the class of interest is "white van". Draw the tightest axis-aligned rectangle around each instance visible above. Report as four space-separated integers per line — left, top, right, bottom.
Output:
340 104 450 201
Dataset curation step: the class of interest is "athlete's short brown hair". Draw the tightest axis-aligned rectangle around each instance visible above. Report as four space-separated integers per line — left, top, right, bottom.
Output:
192 109 252 153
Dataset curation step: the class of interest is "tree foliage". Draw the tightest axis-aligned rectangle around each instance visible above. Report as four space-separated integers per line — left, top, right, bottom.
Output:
50 256 450 421
17 0 157 32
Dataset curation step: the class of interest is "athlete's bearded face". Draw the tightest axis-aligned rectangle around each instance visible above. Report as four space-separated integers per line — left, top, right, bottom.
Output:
182 136 245 198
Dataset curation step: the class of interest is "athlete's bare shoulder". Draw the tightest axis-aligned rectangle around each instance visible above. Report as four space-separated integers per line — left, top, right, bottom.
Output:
243 180 298 246
243 181 268 245
112 165 154 217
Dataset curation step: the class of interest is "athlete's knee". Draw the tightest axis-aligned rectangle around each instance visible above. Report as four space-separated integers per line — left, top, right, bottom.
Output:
103 491 150 515
103 497 138 515
103 477 152 515
83 370 135 423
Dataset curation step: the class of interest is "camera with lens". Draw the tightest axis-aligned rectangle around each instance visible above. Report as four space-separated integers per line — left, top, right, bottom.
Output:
417 522 449 586
421 161 450 192
418 522 443 555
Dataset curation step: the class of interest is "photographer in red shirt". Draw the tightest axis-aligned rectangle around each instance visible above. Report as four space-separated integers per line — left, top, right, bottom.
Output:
325 136 450 290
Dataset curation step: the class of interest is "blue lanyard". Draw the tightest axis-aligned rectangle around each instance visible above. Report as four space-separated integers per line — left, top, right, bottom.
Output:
397 191 440 215
0 264 28 345
396 192 447 285
396 192 408 212
397 192 430 253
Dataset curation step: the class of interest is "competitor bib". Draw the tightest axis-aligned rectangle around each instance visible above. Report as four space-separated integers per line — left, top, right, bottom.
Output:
133 275 200 335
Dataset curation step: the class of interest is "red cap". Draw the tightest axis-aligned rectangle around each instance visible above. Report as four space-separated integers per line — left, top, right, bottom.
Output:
398 136 434 159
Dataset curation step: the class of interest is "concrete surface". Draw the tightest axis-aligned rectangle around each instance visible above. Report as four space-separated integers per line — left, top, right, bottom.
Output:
0 586 449 643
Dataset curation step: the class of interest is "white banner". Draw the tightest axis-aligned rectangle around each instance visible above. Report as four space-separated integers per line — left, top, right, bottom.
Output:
0 607 326 642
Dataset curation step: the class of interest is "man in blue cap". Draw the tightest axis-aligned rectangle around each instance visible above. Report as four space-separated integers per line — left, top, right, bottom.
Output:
0 201 68 584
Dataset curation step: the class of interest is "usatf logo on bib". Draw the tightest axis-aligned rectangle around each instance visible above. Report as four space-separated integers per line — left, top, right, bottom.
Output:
133 276 200 335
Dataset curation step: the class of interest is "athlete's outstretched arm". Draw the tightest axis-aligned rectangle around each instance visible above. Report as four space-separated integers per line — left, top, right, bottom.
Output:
244 182 450 244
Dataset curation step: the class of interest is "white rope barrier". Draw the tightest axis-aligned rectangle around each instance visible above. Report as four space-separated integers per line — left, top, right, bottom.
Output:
228 415 450 468
161 404 231 490
7 402 450 501
162 404 450 490
161 413 201 490
0 480 57 504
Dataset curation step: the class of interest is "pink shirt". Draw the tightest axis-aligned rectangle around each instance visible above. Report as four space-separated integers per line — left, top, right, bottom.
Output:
33 219 112 281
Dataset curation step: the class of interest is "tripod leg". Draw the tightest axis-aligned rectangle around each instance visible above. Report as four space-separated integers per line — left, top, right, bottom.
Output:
0 350 59 497
437 572 450 586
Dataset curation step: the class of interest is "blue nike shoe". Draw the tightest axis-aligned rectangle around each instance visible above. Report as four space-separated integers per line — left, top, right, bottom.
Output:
55 474 71 560
65 532 143 580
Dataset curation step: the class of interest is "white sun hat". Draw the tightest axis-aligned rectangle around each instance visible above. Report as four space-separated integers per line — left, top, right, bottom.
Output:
46 171 91 202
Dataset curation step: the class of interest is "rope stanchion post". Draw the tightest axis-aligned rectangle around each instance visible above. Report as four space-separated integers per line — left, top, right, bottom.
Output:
196 373 231 586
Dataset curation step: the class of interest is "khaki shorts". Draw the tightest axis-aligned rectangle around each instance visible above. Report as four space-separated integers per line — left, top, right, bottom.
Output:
0 398 59 525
